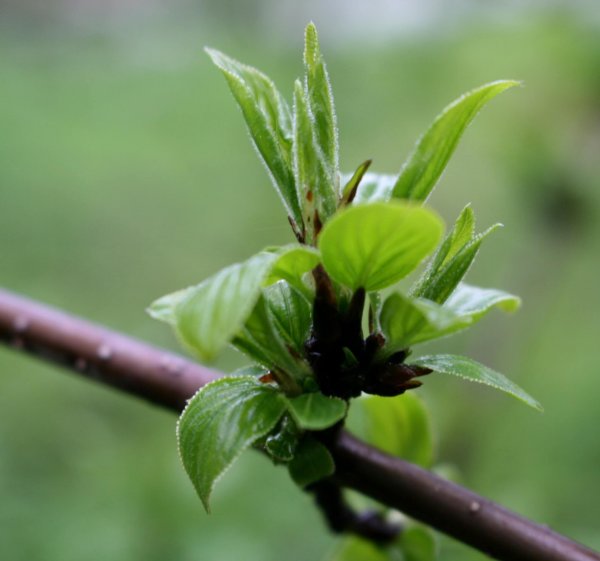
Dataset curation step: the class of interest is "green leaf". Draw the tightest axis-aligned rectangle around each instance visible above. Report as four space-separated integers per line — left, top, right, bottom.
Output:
445 282 521 321
175 252 278 361
379 292 469 352
152 245 318 362
263 281 312 356
398 526 438 561
347 392 434 468
328 537 392 561
413 224 501 304
147 286 193 325
264 245 320 298
303 23 339 180
392 80 520 202
264 414 299 462
293 79 337 242
233 293 311 390
178 376 287 511
412 354 543 411
341 159 372 204
288 435 335 487
206 48 302 230
319 202 443 292
285 392 347 430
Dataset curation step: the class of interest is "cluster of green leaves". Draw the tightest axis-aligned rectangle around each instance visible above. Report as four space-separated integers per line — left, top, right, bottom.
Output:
149 23 541 538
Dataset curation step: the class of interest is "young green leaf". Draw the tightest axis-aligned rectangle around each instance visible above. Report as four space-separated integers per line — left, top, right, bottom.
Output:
205 48 303 230
293 80 337 242
288 435 335 487
392 80 520 202
411 354 542 411
175 252 278 361
234 293 311 391
341 159 372 205
147 286 193 325
412 205 475 297
178 376 287 511
347 392 434 468
413 224 501 304
303 22 339 180
153 245 318 362
379 292 470 352
264 245 320 297
262 281 312 357
328 537 391 561
445 282 520 321
285 392 347 430
318 202 443 292
398 525 438 561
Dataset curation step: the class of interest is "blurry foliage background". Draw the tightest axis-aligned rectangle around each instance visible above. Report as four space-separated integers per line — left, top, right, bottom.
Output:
1 1 599 560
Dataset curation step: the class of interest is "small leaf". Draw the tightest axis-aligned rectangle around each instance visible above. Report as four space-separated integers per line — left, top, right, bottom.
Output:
319 202 443 292
264 414 299 462
147 286 193 325
263 281 312 357
398 525 438 561
341 159 372 204
304 22 339 179
234 293 311 389
288 435 335 487
206 48 303 230
379 292 469 352
285 392 347 430
412 205 475 297
412 354 543 411
293 80 337 242
444 282 521 321
178 376 287 511
328 537 391 561
413 224 501 304
264 245 320 297
175 252 278 361
392 80 520 202
153 246 318 362
347 392 434 468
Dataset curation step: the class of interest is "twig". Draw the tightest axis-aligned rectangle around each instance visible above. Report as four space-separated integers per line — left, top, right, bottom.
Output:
0 288 598 561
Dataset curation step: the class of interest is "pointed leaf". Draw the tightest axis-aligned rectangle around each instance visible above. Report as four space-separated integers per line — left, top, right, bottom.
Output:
206 48 302 229
319 202 443 291
412 354 542 411
285 392 347 430
178 375 287 511
233 293 311 389
263 281 312 356
413 224 501 304
304 23 339 178
293 80 337 242
380 292 470 352
348 392 434 467
175 252 278 361
445 282 521 321
288 435 335 487
147 286 193 325
341 159 372 204
392 80 520 202
152 245 318 362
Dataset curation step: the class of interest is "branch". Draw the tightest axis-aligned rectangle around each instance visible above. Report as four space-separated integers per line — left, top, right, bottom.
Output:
0 288 598 561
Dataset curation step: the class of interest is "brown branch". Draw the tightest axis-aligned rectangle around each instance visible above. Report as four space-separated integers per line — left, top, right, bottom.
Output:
0 287 598 561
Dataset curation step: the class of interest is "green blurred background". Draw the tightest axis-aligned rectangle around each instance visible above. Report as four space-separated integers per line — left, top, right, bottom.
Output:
1 1 599 559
